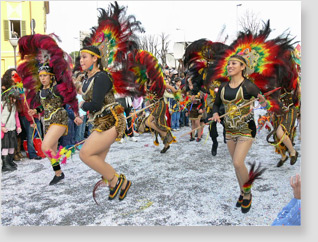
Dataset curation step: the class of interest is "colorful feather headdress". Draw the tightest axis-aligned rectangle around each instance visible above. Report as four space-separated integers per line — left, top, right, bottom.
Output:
204 20 299 113
81 1 144 97
125 49 166 99
17 34 78 114
183 39 229 92
82 1 144 68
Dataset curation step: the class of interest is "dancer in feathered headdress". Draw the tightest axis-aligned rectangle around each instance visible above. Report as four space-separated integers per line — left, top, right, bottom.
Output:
266 42 300 167
17 34 82 185
183 39 228 151
125 49 178 153
202 22 284 213
76 2 144 204
207 20 298 213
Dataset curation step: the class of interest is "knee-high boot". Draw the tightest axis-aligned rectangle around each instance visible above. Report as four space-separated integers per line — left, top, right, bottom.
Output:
8 154 18 168
2 155 17 172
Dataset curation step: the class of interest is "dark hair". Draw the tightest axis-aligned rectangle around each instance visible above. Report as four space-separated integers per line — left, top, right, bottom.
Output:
174 77 182 83
38 63 54 74
80 46 103 71
1 68 16 90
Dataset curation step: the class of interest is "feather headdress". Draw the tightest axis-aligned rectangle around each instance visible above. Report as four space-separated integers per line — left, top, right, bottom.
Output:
205 20 299 113
82 2 143 67
81 1 144 97
183 39 229 95
17 34 78 113
125 50 166 98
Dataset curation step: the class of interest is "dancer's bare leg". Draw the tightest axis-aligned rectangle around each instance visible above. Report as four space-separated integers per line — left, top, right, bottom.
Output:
276 125 296 156
41 125 66 176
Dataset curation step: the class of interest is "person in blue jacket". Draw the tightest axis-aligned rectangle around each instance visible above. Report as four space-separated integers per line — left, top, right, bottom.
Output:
272 174 301 226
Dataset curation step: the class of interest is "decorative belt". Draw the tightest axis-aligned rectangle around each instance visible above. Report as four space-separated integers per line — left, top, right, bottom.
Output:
88 102 119 122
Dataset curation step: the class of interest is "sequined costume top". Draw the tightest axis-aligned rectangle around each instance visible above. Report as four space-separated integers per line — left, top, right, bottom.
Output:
34 85 68 135
213 79 260 138
81 71 125 139
280 89 295 112
145 84 161 105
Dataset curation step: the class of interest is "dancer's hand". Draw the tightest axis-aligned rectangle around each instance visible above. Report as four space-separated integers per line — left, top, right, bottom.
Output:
1 127 8 133
290 174 301 199
258 93 267 107
28 109 37 116
211 113 221 123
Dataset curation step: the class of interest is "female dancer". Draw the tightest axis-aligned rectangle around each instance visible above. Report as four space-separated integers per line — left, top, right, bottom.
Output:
187 78 205 142
17 34 81 185
269 88 299 167
144 81 177 153
77 2 144 203
212 55 267 213
78 45 131 201
28 64 82 185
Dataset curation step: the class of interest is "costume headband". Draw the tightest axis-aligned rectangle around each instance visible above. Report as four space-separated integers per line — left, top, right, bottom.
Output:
38 71 54 75
80 49 101 58
228 57 246 66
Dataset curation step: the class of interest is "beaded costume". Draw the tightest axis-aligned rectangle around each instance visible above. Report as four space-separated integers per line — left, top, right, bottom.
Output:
81 72 126 141
36 86 68 135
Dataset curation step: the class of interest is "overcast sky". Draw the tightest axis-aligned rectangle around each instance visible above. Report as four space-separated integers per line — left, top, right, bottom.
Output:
46 1 301 54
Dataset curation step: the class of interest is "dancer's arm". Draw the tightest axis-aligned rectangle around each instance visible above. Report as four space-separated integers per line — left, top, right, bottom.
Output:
81 72 112 112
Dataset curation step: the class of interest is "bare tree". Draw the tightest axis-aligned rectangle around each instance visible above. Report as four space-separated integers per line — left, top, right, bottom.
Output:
138 32 170 67
139 34 159 59
239 9 261 35
159 32 170 67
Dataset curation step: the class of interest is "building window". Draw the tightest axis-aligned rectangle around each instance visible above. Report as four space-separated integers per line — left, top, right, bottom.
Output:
10 20 21 37
3 19 26 40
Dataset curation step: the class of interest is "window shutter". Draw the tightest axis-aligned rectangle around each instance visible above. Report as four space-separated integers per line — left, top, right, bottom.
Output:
21 20 26 36
4 20 9 40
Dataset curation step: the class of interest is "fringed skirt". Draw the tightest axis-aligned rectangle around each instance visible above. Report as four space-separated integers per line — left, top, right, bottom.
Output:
91 105 126 141
146 99 176 146
44 108 69 136
189 104 202 120
268 106 297 155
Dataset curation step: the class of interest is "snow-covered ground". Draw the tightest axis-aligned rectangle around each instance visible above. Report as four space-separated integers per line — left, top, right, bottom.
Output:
1 111 301 226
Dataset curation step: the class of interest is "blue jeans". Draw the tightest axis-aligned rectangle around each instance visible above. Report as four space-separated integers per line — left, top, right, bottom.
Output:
180 110 189 127
75 115 87 143
171 111 180 129
20 116 42 158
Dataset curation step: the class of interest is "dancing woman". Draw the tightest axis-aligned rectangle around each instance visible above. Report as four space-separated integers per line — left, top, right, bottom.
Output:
212 55 268 213
78 45 131 201
144 80 177 153
76 2 144 203
127 50 178 153
17 34 81 185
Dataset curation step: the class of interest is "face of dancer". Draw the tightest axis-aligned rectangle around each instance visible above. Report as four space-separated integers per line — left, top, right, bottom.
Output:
80 52 97 71
39 72 52 89
227 60 245 77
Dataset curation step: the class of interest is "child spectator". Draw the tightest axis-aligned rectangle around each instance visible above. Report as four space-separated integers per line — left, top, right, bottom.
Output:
1 86 22 172
74 81 87 146
170 78 182 131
